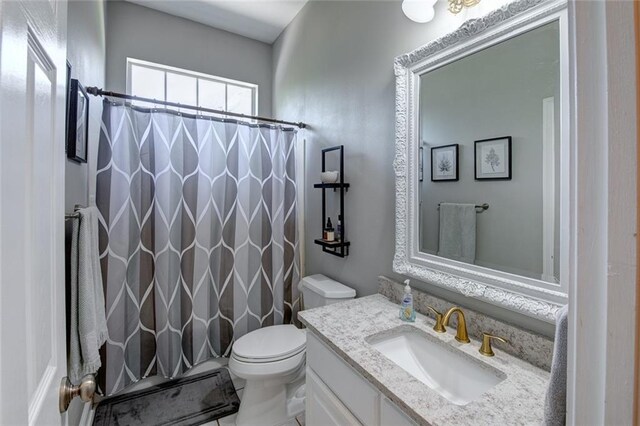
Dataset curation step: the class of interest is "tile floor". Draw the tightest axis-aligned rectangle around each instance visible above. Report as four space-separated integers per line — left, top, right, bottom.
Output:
213 411 305 426
211 379 306 426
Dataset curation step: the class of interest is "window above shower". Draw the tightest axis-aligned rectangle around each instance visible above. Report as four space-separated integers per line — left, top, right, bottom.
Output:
126 58 258 115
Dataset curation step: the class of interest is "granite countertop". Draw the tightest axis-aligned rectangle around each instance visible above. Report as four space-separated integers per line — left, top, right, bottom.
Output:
298 294 550 426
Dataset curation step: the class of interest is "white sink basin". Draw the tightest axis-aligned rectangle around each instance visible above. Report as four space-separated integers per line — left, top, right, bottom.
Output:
366 327 506 405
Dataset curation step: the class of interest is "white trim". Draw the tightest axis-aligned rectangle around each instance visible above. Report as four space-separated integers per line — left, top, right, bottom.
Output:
27 365 55 425
79 403 94 425
298 137 306 279
393 0 569 323
567 0 637 423
542 96 556 282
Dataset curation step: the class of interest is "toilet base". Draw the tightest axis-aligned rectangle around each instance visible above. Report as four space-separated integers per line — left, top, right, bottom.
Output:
234 367 305 426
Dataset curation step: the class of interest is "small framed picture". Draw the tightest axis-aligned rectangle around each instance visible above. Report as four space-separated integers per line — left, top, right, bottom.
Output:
431 144 459 182
67 78 89 163
419 146 424 182
65 61 71 147
474 136 512 180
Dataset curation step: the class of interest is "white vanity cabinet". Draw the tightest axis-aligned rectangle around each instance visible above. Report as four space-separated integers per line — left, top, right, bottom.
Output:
306 332 418 426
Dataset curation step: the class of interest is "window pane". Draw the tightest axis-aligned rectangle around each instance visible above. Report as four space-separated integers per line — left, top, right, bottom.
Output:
130 64 164 106
227 85 253 115
198 79 226 111
128 60 258 115
166 72 197 106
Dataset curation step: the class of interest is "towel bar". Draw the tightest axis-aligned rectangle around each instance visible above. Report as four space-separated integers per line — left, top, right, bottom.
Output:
65 204 85 220
437 203 489 211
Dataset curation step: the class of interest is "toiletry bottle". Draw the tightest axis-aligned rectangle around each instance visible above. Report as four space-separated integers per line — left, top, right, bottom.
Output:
399 279 416 322
324 217 333 241
336 215 342 241
326 226 335 242
325 217 335 242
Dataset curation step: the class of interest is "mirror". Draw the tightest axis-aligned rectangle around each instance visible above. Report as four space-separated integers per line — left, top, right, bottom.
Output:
394 0 569 322
419 21 560 283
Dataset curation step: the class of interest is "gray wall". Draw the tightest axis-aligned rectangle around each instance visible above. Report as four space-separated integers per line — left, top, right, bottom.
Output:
273 0 554 336
65 0 106 212
105 0 273 116
65 0 106 422
419 21 560 280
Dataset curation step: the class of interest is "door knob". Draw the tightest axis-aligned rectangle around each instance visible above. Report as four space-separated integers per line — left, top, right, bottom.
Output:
59 374 96 413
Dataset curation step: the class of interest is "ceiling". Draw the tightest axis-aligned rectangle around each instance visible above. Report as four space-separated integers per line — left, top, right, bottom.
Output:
125 0 309 44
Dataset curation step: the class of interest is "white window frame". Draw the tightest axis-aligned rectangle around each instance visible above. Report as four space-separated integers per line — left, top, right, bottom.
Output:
126 57 258 115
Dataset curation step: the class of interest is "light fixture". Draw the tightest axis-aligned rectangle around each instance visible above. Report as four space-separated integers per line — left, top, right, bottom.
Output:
401 0 438 23
448 0 482 14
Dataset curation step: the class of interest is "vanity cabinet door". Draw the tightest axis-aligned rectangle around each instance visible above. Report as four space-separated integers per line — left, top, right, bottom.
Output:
307 333 380 425
306 367 362 426
380 397 418 426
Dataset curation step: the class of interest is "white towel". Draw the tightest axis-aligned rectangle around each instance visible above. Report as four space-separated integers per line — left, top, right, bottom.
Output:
437 203 476 263
69 206 108 384
544 304 568 426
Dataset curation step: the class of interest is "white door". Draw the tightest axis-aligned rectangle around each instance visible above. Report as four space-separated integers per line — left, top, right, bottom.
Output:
0 0 68 424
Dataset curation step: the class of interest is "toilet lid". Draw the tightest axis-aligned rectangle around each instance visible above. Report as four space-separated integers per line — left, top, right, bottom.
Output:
232 325 306 362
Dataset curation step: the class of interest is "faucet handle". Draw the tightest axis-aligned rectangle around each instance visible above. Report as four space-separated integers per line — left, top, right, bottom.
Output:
426 306 446 333
479 332 509 357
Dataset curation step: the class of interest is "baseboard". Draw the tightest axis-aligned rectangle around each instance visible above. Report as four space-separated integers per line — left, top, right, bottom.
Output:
79 403 94 426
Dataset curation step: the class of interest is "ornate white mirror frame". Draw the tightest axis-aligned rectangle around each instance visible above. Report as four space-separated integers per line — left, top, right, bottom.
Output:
393 0 569 323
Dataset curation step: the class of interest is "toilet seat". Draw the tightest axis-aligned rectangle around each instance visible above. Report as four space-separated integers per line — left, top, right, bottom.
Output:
231 324 306 363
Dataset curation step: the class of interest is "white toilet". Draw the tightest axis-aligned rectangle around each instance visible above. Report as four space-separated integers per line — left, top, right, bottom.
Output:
228 274 356 426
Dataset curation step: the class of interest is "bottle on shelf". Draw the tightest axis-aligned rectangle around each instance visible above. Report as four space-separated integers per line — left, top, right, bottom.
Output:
323 217 335 242
336 215 342 241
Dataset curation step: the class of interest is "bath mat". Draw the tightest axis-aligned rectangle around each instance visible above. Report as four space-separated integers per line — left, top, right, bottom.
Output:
92 368 239 426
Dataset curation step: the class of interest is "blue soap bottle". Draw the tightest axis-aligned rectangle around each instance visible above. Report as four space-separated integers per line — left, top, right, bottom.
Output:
399 279 416 322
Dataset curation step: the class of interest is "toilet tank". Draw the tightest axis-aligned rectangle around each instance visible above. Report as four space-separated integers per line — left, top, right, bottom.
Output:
298 274 356 310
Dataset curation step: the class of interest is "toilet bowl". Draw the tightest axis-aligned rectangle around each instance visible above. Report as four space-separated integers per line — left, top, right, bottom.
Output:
228 274 356 426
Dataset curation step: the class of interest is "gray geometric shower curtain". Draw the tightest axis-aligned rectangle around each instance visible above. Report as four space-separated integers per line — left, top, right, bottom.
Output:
96 100 300 395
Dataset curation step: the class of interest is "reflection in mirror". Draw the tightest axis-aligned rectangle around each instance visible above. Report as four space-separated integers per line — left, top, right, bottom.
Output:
419 21 560 283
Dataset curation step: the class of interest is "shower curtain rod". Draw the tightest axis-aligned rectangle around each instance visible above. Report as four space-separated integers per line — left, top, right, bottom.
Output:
85 87 307 129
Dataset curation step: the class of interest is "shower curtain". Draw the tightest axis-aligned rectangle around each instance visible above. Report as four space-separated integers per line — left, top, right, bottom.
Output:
96 100 300 395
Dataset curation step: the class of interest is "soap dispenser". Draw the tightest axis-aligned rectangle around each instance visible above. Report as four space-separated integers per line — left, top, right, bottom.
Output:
399 279 416 322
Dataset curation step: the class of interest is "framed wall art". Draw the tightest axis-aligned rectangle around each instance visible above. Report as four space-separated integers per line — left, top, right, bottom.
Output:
67 78 89 163
419 146 424 181
474 136 512 180
431 144 459 182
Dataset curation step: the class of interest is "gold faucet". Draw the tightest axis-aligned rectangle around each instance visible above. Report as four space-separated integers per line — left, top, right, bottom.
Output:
442 307 470 343
479 332 508 357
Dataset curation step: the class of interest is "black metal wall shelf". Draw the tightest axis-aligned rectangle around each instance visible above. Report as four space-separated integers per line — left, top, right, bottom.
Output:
314 239 351 249
314 145 350 258
313 183 350 190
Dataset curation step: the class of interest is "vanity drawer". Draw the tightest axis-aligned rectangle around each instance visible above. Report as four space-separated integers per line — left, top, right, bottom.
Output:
307 332 379 425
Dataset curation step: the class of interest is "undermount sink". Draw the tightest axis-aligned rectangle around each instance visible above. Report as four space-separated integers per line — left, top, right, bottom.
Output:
366 327 506 405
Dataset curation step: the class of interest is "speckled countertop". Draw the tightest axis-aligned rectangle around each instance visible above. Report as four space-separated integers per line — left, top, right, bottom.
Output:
299 294 550 426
